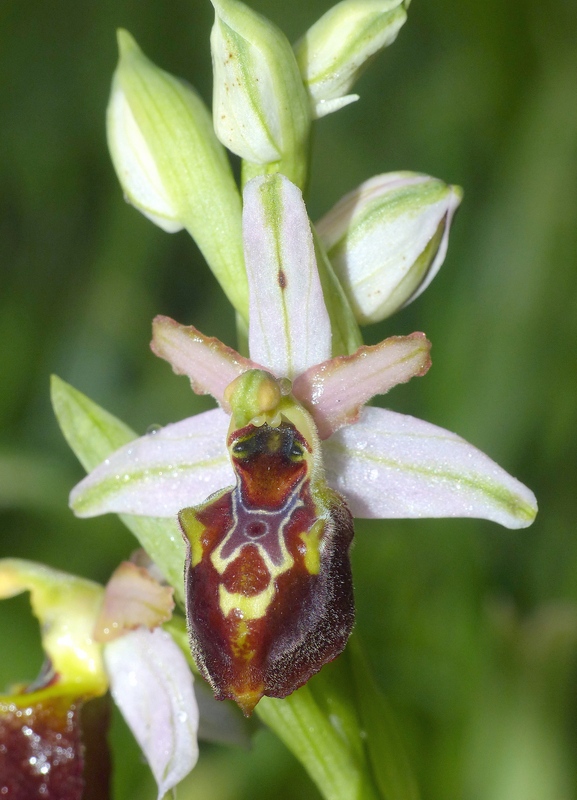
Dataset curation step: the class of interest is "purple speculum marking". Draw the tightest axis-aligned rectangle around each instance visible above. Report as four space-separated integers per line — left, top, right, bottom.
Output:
220 485 305 566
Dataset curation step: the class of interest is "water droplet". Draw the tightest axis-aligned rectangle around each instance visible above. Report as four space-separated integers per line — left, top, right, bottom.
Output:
146 424 162 435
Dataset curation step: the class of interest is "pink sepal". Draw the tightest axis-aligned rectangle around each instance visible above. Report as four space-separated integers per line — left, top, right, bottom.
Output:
243 175 332 379
323 407 537 529
70 409 233 518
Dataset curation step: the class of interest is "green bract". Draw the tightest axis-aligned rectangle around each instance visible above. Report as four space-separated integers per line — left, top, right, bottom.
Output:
210 0 311 189
107 30 248 320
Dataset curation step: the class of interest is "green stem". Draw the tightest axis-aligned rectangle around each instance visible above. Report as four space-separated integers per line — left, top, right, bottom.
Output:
256 685 380 800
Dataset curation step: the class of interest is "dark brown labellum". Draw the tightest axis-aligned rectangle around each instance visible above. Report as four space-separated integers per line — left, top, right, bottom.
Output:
180 419 355 715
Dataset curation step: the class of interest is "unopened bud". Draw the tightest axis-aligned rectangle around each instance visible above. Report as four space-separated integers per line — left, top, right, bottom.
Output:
210 0 310 188
107 30 248 318
294 0 408 119
317 172 462 323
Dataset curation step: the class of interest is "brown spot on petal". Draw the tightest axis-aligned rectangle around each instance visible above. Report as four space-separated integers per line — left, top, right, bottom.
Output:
277 270 287 289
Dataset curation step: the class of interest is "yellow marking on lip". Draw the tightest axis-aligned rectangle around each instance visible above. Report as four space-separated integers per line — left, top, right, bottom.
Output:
179 507 208 567
230 619 254 660
218 582 276 621
299 518 324 575
233 685 264 716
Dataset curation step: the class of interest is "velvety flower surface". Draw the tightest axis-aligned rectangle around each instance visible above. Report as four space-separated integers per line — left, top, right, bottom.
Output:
70 174 537 531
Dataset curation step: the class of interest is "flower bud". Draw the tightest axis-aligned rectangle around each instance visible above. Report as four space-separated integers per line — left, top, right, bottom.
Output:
317 172 462 323
294 0 408 119
210 0 310 188
107 30 248 319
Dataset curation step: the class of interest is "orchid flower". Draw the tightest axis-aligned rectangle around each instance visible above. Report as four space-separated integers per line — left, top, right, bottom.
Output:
0 558 198 800
67 174 537 715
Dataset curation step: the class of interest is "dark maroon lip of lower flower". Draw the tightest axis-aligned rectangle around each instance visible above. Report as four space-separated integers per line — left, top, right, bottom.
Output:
0 694 112 800
0 697 84 799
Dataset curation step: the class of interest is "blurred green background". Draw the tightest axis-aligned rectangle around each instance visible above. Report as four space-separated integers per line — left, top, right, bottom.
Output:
1 0 577 797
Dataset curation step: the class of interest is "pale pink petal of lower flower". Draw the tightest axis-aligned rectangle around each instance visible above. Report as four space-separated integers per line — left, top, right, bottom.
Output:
151 315 262 409
243 174 332 379
293 332 431 439
93 561 174 643
104 627 199 799
70 409 233 518
323 407 537 529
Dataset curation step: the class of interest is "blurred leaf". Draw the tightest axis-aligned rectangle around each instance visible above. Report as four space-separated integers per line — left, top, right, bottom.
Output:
349 636 420 800
0 451 73 512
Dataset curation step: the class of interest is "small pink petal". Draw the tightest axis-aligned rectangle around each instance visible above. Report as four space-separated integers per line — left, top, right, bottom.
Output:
151 315 262 409
323 407 537 529
293 333 431 439
243 174 332 378
93 561 174 643
104 627 199 799
70 409 234 518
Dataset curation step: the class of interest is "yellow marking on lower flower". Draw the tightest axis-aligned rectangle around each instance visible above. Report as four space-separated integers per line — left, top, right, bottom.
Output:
212 538 294 578
218 582 276 621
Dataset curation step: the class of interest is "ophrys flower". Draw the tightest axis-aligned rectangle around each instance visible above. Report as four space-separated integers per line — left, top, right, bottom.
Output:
69 174 537 713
